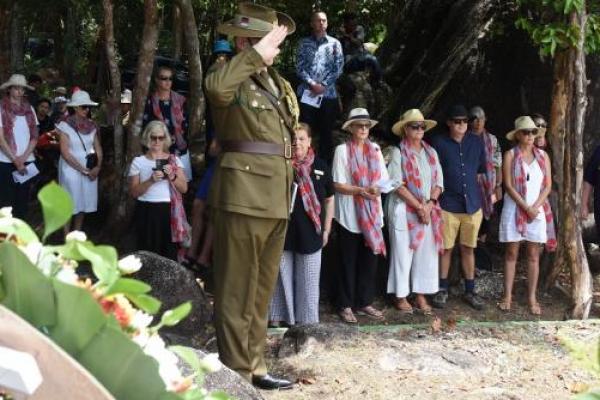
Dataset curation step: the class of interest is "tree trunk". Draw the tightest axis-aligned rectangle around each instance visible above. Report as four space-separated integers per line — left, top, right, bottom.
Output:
173 5 183 61
175 0 205 143
0 3 12 81
128 0 160 156
544 8 592 319
377 0 498 124
9 2 23 72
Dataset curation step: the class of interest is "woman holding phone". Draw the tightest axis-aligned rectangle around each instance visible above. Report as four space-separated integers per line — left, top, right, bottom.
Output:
129 120 188 260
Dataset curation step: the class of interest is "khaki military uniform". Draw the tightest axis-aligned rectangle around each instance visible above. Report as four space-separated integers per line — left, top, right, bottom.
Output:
204 47 295 381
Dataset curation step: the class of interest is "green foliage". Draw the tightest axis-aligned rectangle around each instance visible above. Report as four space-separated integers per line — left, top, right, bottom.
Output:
515 0 600 56
38 182 74 241
559 333 600 397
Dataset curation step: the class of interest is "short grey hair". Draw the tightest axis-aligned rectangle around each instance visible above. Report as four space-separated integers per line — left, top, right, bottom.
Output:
141 120 172 151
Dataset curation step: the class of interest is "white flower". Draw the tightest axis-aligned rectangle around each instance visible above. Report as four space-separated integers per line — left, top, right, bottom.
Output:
200 353 222 373
21 242 42 265
118 255 142 274
56 267 79 285
142 334 183 390
130 310 153 331
0 207 12 218
65 230 87 242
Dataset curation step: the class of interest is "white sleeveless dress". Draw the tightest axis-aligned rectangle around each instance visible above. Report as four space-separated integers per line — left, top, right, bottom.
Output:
499 157 547 243
57 121 98 214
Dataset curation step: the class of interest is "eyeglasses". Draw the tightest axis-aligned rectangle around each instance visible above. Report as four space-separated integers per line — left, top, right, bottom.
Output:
353 123 371 130
158 76 173 81
520 129 536 135
150 135 166 141
451 118 468 124
408 123 426 131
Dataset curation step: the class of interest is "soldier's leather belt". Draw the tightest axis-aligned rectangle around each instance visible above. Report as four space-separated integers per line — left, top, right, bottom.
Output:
220 140 292 159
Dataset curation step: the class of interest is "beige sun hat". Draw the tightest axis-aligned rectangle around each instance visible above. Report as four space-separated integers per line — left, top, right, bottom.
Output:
0 74 33 91
217 2 295 38
506 116 545 141
66 90 99 107
391 109 437 136
341 108 378 131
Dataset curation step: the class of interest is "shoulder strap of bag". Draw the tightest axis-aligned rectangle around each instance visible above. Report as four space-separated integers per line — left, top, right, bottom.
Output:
73 127 88 153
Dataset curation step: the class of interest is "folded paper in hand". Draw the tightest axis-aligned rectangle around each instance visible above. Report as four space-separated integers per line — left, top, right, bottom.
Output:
12 163 39 184
376 178 400 194
300 89 323 109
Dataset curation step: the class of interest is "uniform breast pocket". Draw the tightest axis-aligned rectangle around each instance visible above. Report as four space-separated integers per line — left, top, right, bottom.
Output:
220 156 275 210
249 98 275 134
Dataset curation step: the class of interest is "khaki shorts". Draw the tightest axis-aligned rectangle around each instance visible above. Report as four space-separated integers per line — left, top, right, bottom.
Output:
442 209 483 249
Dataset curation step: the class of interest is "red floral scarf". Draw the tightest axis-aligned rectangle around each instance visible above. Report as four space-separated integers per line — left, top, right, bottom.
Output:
479 131 496 220
167 155 191 262
400 139 444 254
151 91 187 151
512 146 557 251
0 97 38 153
347 139 386 256
293 147 321 234
66 115 97 135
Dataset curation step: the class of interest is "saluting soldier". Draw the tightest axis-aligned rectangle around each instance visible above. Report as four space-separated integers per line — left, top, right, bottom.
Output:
204 3 298 390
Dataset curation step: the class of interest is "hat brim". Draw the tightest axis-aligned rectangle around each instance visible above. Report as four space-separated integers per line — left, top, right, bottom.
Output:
217 11 296 38
0 82 34 91
391 119 437 136
341 118 378 131
66 101 99 107
506 127 543 141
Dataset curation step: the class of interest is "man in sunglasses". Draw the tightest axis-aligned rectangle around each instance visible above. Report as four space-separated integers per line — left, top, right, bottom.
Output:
142 65 193 181
431 104 487 310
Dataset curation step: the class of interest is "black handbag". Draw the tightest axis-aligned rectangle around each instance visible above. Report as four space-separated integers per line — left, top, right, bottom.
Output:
74 128 98 169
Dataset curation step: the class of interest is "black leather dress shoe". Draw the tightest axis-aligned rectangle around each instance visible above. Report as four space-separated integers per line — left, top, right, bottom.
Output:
252 374 294 390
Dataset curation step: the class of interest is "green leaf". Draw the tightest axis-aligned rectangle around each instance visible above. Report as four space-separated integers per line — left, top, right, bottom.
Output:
37 182 73 241
159 302 192 327
178 389 204 400
106 278 152 296
47 279 107 356
169 345 201 372
575 392 600 400
204 392 232 400
0 242 56 328
128 293 162 314
0 217 39 244
77 323 168 400
77 243 119 287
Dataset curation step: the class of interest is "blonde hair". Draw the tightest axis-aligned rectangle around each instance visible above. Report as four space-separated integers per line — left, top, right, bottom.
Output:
141 120 172 151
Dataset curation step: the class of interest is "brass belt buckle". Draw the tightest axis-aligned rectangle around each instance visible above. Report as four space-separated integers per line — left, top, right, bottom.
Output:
284 143 292 159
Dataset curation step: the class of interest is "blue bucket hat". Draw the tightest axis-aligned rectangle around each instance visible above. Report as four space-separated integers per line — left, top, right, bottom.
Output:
213 40 232 55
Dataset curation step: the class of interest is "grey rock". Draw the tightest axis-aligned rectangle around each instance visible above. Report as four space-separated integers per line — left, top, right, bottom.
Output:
177 349 264 400
278 323 359 358
131 251 214 345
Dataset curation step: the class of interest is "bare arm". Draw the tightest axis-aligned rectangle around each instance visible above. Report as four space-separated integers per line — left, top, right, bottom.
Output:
0 127 15 162
170 166 187 194
88 133 103 181
333 182 377 200
322 195 335 247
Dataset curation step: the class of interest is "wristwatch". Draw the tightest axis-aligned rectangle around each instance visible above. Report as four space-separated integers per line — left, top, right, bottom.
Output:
427 198 438 205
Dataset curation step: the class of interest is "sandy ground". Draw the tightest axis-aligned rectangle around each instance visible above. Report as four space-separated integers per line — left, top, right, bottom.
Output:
263 320 600 400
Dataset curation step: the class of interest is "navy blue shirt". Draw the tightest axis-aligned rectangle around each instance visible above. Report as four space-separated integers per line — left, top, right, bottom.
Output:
584 145 600 209
432 132 486 214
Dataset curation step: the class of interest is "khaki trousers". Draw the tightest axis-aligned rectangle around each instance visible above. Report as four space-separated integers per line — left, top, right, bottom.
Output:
212 209 287 381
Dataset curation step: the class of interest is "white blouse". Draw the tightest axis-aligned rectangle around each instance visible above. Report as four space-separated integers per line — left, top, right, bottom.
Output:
128 155 183 202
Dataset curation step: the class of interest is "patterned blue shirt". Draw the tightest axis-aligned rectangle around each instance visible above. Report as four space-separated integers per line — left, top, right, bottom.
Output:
296 34 344 99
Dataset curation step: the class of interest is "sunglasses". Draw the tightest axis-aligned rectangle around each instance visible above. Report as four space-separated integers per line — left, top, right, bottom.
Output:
150 135 166 141
78 106 90 110
535 122 547 128
158 76 173 81
520 129 536 135
408 123 426 130
451 118 468 124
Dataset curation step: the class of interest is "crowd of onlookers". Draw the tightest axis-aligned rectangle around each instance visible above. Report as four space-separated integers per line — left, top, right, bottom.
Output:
1 9 598 330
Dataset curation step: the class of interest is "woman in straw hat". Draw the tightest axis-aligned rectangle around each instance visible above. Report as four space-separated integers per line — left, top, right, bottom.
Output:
0 74 39 220
56 90 102 235
332 107 388 323
498 116 556 315
386 109 443 315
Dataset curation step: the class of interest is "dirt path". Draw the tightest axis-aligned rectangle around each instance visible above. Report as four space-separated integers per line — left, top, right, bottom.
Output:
263 320 600 400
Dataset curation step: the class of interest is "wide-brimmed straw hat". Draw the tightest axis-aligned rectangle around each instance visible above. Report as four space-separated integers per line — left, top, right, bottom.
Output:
341 108 378 131
0 74 33 91
217 2 295 38
506 116 545 141
391 109 437 136
66 90 98 107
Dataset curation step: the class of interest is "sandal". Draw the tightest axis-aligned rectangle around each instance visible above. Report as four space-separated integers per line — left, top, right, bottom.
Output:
497 299 512 312
528 302 542 315
338 307 357 324
414 305 434 316
356 305 385 320
393 298 414 314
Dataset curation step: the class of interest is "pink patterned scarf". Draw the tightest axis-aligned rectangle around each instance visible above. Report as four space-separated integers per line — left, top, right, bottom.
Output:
293 147 321 234
0 97 38 153
400 139 444 254
512 146 557 251
479 131 496 220
151 91 187 151
167 155 191 262
347 139 386 256
66 115 97 135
